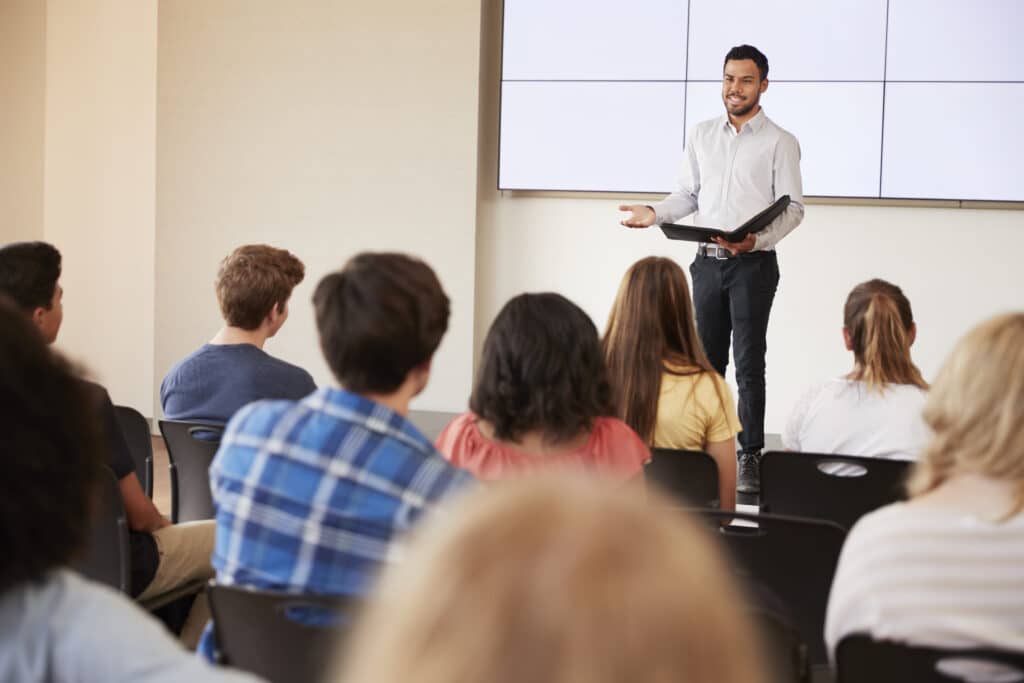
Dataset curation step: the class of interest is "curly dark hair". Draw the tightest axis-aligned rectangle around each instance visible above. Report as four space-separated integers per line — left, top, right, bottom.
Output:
470 293 615 444
0 295 102 595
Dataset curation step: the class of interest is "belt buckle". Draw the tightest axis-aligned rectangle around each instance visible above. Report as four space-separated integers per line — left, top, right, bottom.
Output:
703 243 729 260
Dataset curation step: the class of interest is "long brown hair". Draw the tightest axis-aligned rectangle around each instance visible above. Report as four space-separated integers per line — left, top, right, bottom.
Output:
603 257 721 443
843 279 927 390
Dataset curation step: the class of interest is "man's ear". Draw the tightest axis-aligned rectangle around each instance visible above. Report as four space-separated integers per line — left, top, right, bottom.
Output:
760 78 769 94
30 306 47 332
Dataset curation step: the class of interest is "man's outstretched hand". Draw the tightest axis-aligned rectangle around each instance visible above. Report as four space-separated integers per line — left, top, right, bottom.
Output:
619 204 656 228
712 233 757 255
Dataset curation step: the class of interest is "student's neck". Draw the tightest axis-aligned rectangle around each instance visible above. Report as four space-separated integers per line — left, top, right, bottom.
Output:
210 326 269 349
728 105 761 133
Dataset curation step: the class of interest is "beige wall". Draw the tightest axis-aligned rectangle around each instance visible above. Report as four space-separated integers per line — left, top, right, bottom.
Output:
474 3 1024 434
44 0 157 411
155 0 482 413
0 0 46 243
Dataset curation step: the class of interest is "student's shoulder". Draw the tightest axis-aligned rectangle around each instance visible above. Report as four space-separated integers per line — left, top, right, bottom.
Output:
260 352 316 386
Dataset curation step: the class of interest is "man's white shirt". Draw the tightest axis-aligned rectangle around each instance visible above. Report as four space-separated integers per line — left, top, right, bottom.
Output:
650 109 805 251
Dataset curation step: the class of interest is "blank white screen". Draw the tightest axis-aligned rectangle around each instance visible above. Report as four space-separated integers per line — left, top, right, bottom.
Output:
502 0 688 80
886 0 1022 81
882 83 1024 201
498 1 1024 201
687 0 887 81
499 82 684 192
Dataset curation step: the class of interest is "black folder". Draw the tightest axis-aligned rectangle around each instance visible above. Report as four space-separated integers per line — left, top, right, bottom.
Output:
659 195 791 243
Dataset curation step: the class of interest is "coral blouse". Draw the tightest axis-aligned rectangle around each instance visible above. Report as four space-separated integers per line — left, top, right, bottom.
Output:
435 412 650 482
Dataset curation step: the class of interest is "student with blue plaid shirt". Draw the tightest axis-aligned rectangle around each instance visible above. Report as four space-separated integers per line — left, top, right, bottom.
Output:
199 252 474 660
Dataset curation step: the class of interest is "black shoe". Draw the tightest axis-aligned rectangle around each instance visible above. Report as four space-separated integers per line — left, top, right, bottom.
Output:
737 450 761 494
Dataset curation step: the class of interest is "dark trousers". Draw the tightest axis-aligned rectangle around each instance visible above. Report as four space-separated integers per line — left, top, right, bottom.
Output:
690 251 779 454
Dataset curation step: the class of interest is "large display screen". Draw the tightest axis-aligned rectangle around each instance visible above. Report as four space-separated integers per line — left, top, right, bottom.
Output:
498 0 1023 201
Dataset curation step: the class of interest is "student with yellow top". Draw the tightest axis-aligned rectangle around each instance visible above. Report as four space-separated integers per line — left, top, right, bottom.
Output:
604 257 742 509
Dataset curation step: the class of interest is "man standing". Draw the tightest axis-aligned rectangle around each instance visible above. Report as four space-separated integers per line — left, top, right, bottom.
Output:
619 45 804 493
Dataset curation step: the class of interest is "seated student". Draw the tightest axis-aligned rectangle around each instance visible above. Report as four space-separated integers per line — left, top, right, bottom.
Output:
336 474 766 683
603 256 741 508
783 279 930 465
199 252 473 659
825 313 1024 662
161 244 315 425
0 242 214 645
435 293 649 482
0 297 259 683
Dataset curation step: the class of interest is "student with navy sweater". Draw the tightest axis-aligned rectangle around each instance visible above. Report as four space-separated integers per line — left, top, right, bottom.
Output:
160 244 316 425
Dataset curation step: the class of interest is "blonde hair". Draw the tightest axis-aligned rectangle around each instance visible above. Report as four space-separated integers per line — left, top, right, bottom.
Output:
909 313 1024 515
336 475 766 683
843 279 927 390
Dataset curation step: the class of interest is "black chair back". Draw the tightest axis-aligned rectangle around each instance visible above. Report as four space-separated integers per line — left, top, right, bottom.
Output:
158 419 224 523
699 509 846 666
114 405 155 498
836 634 1024 683
646 448 720 508
208 582 362 683
760 451 911 530
73 466 130 594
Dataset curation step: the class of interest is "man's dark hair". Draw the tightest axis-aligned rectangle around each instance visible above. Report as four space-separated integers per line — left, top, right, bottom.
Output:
470 293 615 444
724 44 769 81
0 295 102 595
313 252 449 395
0 241 62 312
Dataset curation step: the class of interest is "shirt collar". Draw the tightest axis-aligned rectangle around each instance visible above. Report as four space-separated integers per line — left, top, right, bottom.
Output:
721 108 767 135
306 386 435 453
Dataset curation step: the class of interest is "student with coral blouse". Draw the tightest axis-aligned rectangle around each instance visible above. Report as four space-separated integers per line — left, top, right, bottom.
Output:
603 257 741 509
436 293 649 481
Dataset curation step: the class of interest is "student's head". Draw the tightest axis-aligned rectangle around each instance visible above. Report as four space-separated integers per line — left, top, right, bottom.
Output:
313 252 449 397
215 244 305 335
842 279 926 390
471 293 614 444
722 44 769 118
0 296 102 595
603 257 716 442
0 241 64 344
337 474 765 683
909 313 1024 513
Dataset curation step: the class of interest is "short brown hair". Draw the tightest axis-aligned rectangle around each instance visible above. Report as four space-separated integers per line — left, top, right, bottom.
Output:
215 244 305 330
336 474 765 683
313 252 449 394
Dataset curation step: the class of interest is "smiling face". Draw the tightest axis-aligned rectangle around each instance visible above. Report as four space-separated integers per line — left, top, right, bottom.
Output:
721 58 768 120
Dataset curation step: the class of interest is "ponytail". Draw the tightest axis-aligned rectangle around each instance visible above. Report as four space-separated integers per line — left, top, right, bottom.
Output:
844 280 927 390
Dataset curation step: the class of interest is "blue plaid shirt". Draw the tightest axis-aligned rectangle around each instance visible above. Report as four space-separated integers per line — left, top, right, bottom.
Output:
198 387 473 659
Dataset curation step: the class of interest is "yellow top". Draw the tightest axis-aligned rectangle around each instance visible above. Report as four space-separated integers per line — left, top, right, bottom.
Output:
652 368 742 450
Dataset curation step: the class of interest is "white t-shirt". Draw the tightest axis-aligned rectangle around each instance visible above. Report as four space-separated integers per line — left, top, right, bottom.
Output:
826 502 1024 665
782 378 929 460
0 570 260 683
